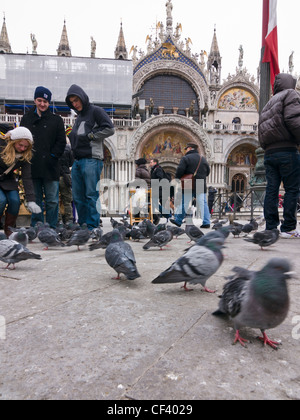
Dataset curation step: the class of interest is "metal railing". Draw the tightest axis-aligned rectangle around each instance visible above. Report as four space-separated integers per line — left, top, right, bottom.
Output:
211 190 265 219
203 122 258 133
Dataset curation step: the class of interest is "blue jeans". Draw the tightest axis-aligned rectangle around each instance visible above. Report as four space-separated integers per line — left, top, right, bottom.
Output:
72 158 103 230
0 189 20 216
174 191 211 226
31 179 59 229
264 150 300 232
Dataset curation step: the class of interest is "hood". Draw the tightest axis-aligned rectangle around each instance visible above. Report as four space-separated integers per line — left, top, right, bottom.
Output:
65 84 90 113
274 73 297 95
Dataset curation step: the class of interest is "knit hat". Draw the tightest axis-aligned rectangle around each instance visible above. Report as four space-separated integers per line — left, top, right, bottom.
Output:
34 86 52 103
8 127 34 144
185 142 199 150
135 158 148 165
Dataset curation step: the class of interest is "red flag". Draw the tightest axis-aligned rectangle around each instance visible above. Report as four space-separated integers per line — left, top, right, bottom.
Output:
262 0 280 90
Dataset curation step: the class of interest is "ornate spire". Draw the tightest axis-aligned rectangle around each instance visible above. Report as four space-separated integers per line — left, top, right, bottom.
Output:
207 27 222 86
166 0 173 35
115 21 128 60
57 19 71 57
0 15 12 53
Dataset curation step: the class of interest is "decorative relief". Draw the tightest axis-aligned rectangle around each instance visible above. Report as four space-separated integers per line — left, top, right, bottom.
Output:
214 138 223 154
218 88 258 111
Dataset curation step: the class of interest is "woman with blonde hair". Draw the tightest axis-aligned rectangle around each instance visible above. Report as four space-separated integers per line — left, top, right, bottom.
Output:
0 126 41 237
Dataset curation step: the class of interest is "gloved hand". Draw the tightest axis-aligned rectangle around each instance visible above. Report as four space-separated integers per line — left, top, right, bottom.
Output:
26 202 42 214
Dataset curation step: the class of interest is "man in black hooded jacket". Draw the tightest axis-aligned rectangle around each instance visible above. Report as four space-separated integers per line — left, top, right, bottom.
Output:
259 73 300 238
65 85 115 229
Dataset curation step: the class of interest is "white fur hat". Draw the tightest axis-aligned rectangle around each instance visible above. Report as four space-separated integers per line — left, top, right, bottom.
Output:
8 127 34 144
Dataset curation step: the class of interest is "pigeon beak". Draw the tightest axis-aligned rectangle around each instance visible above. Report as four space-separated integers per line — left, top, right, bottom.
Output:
285 271 296 279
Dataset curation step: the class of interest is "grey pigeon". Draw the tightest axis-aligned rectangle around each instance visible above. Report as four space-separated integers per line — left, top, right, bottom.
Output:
0 232 7 241
244 229 279 250
25 226 38 242
242 219 258 235
89 231 114 251
152 236 225 292
0 239 42 270
91 227 103 241
37 225 65 250
9 227 29 247
185 217 204 242
105 229 140 280
129 227 145 242
143 229 173 250
213 258 293 349
167 225 185 239
66 225 91 250
229 224 243 238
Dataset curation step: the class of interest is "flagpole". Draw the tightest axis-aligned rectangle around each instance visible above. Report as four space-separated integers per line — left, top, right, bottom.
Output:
259 0 271 114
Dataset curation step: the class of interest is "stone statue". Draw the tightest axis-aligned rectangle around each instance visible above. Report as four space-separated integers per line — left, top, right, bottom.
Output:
91 37 96 58
149 98 154 115
166 0 173 19
30 34 38 54
238 45 244 69
289 51 294 74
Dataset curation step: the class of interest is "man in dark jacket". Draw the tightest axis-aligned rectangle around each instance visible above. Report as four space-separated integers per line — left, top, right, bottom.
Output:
170 143 211 227
21 86 66 228
65 85 115 229
259 73 300 238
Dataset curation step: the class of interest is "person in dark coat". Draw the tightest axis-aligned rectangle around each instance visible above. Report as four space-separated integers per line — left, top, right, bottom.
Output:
135 158 151 187
149 158 172 223
20 86 66 228
170 143 211 227
0 127 41 237
208 186 218 214
259 73 300 238
65 84 115 230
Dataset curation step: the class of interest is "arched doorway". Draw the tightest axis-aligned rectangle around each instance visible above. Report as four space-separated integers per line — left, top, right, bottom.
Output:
226 143 257 192
232 173 247 193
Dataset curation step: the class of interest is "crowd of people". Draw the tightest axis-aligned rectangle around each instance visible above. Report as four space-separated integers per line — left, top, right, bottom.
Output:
1 72 300 239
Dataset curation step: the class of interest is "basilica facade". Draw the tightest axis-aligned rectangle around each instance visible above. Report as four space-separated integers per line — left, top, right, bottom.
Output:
0 1 299 215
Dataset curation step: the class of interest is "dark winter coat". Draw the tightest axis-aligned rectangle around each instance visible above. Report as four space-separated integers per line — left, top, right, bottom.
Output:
65 85 115 160
59 144 74 176
175 149 210 193
135 164 151 187
150 164 165 181
259 73 300 152
20 107 66 180
0 138 35 201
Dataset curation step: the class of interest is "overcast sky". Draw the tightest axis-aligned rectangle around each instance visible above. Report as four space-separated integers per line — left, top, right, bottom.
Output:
2 0 300 82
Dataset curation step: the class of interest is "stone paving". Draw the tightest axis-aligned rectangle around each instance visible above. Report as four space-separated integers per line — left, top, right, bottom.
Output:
0 217 299 400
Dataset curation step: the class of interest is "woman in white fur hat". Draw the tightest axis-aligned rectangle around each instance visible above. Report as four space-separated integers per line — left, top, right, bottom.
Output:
0 127 41 237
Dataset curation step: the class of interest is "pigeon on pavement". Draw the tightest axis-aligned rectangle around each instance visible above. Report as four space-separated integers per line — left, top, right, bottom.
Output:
37 225 65 250
244 229 280 250
105 229 140 280
0 239 41 269
213 258 293 349
185 217 204 242
66 225 91 250
152 236 225 292
143 229 173 250
8 227 29 247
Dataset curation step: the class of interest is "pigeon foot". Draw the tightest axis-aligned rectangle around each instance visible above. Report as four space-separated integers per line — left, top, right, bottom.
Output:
233 330 249 347
202 287 216 293
257 332 281 350
181 282 193 292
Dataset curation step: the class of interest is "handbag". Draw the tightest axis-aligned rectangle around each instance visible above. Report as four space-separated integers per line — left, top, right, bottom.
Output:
0 162 16 181
180 156 202 190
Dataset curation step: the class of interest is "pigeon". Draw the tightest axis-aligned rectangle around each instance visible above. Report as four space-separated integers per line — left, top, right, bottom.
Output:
0 232 7 241
0 239 42 270
166 225 185 239
185 217 204 242
89 231 114 251
152 236 225 292
105 229 140 280
37 225 65 250
143 229 173 250
25 226 38 242
9 227 29 247
129 227 145 242
242 219 258 235
66 225 91 250
90 227 103 241
229 224 243 238
244 229 280 250
213 258 293 349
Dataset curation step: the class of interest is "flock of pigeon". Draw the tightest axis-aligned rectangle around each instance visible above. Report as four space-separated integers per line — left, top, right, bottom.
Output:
0 214 294 350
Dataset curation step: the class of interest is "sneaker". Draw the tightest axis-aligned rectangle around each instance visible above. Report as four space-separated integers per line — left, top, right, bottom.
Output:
200 224 211 229
169 218 182 227
280 229 300 239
